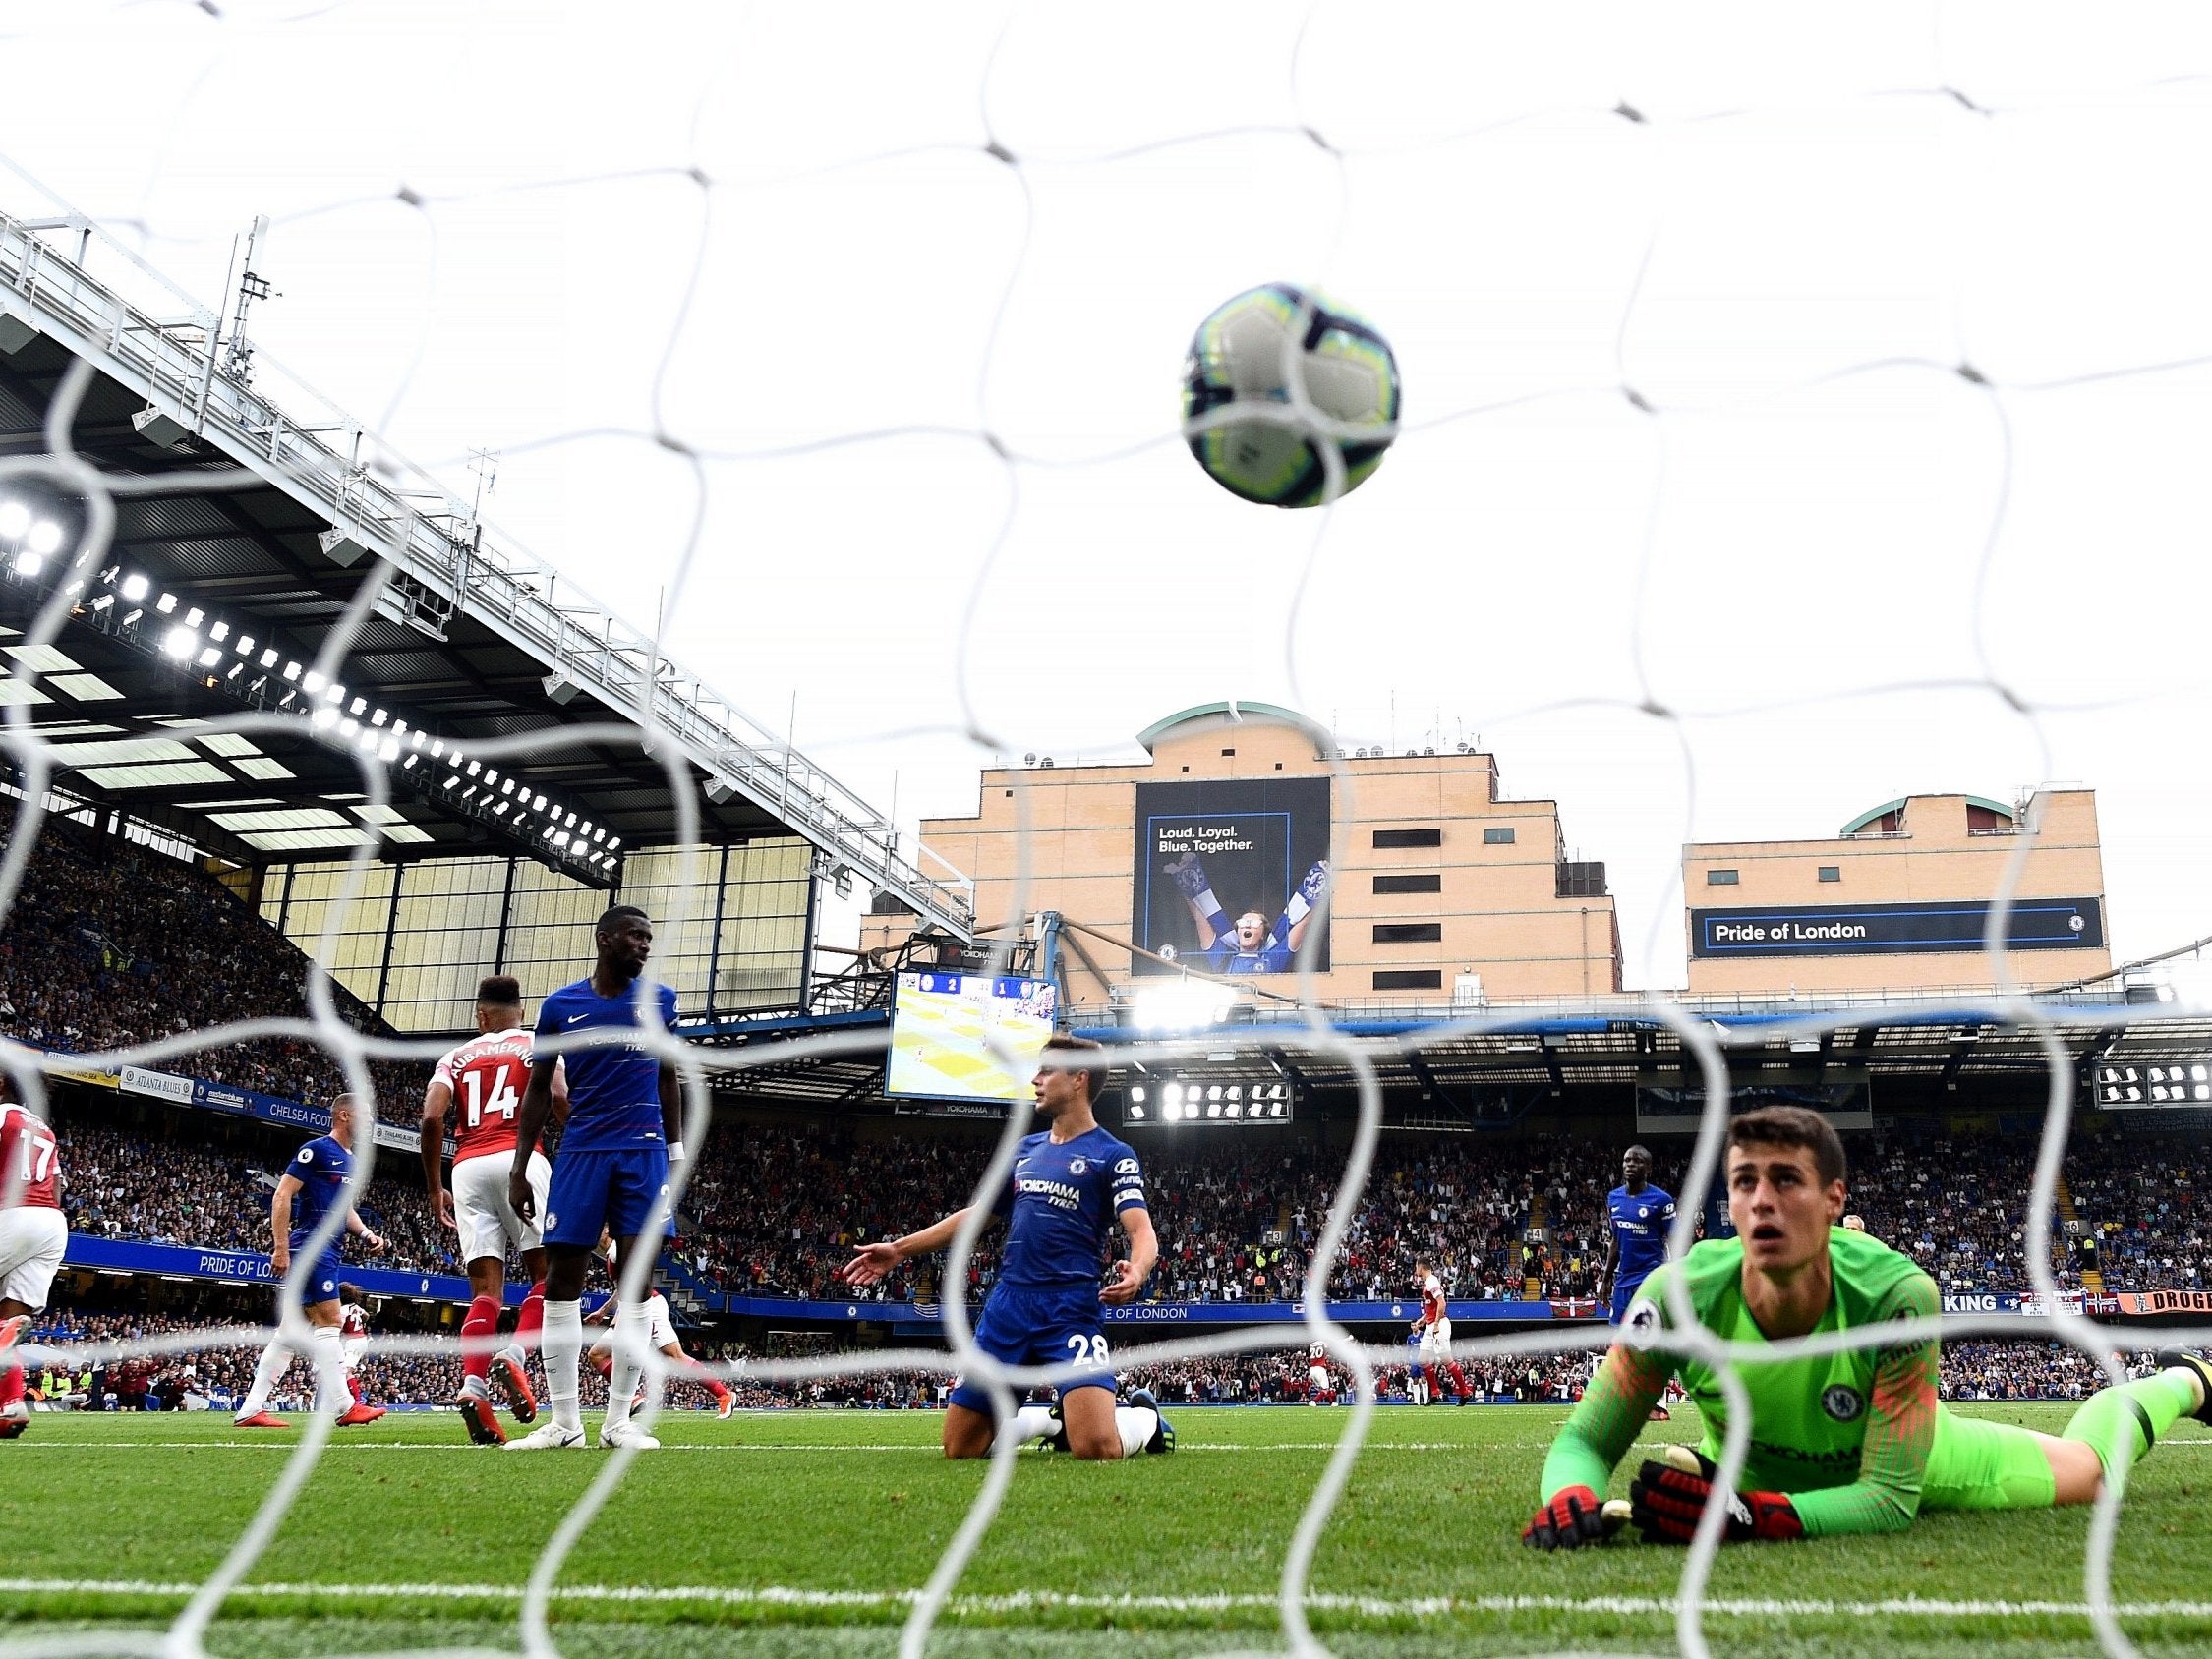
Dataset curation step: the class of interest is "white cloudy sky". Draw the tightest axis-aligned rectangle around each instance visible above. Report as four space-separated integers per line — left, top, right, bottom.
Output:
5 0 2212 989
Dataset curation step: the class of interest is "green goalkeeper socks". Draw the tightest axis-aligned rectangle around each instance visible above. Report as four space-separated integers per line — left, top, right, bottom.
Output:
2061 1370 2197 1480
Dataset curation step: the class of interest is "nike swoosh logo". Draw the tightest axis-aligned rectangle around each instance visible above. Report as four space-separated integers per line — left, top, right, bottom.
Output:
565 1013 590 1024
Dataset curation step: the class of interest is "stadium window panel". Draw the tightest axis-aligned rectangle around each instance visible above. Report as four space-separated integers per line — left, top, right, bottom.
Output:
1707 868 1740 886
1372 827 1442 849
1372 921 1443 944
1372 872 1442 894
1819 865 1841 883
1483 826 1516 845
1372 969 1443 991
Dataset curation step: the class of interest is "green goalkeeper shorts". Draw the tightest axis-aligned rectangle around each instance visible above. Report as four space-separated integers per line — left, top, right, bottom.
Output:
1919 1406 2058 1512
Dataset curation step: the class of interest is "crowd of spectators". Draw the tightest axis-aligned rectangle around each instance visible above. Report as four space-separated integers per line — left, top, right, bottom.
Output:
57 1119 461 1276
0 816 425 1113
33 1107 2209 1310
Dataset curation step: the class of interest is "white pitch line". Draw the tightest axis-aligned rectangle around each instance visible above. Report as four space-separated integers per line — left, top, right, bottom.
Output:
3 1579 2211 1621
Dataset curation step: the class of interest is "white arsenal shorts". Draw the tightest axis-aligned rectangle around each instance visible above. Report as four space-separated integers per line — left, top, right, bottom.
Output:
0 1207 67 1310
451 1151 550 1264
1418 1318 1453 1356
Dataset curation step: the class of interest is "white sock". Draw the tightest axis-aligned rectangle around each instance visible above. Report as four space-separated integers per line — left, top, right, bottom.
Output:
604 1301 650 1429
309 1326 348 1414
1115 1405 1158 1458
238 1340 291 1419
499 1341 527 1369
542 1300 584 1433
1011 1404 1061 1447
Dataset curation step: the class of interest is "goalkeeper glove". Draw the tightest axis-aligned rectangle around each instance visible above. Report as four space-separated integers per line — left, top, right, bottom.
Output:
1628 1446 1803 1543
1522 1485 1613 1551
1162 851 1211 900
1296 859 1330 904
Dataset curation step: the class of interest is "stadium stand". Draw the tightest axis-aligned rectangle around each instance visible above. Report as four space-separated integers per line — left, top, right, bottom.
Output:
40 1106 2204 1304
0 817 425 1111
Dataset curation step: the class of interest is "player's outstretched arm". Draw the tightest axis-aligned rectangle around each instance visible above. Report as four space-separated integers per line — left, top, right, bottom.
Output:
420 1077 454 1230
1524 1341 1668 1549
839 1206 978 1287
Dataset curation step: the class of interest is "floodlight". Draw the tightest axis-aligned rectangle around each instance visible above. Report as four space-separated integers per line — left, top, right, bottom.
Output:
27 521 62 556
321 683 344 704
160 626 197 659
401 754 418 769
197 647 222 667
338 717 359 738
208 621 229 642
156 593 177 614
609 835 621 849
183 607 204 627
311 706 339 729
120 573 149 601
349 696 367 715
89 592 112 610
378 738 400 762
302 670 325 693
11 550 40 577
1129 1086 1146 1103
0 500 26 539
234 636 253 655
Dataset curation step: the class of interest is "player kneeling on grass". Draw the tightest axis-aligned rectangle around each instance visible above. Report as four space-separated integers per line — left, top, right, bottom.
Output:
839 1034 1173 1460
1524 1105 2212 1550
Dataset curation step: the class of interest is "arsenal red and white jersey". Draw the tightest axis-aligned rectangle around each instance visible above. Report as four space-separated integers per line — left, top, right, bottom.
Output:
0 1103 62 1208
1420 1281 1446 1326
433 1028 536 1164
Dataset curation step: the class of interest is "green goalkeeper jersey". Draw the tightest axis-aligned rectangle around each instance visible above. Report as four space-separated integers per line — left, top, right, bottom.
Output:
1542 1227 1943 1536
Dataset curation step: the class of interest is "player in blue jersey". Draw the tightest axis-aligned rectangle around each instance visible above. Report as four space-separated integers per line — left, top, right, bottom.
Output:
503 904 681 1453
1162 850 1328 974
1600 1145 1675 1326
839 1034 1174 1460
233 1094 388 1429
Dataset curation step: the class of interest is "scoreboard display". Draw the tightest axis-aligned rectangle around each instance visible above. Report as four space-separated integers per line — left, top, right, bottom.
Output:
885 972 1058 1105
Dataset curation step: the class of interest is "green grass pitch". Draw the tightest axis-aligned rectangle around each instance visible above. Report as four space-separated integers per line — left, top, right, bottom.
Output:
4 1402 2210 1656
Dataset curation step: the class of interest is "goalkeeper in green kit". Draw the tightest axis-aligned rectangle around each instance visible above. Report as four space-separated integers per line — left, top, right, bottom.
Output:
1524 1107 2212 1547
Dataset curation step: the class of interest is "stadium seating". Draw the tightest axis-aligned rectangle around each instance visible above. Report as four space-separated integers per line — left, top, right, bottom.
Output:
43 1109 2204 1303
0 817 425 1112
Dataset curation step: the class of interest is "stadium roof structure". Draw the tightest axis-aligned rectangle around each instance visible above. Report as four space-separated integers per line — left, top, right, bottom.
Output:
0 186 971 933
683 985 2212 1121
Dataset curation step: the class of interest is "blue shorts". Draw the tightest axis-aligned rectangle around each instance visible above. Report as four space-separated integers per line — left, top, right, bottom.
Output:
544 1145 671 1249
1609 1275 1654 1326
947 1281 1115 1414
286 1242 342 1308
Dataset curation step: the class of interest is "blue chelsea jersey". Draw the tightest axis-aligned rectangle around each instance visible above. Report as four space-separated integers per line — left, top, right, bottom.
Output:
992 1126 1147 1288
284 1134 351 1247
1607 1183 1676 1285
537 976 679 1153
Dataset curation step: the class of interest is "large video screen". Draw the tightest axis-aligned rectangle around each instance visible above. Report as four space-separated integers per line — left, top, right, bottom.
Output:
1132 777 1331 976
885 971 1059 1103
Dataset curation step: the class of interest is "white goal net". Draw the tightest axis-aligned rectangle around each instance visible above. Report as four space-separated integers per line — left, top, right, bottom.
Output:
2 5 2212 1658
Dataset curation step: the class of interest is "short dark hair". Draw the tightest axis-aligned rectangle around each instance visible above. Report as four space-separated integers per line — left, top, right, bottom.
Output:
477 974 522 1007
1040 1033 1109 1102
338 1282 363 1303
1727 1106 1846 1187
596 904 650 938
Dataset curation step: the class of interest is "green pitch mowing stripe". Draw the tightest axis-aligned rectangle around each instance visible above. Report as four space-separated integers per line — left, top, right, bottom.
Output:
2 1405 2207 1654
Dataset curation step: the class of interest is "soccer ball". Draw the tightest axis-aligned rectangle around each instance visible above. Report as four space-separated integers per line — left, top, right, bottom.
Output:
1181 283 1402 508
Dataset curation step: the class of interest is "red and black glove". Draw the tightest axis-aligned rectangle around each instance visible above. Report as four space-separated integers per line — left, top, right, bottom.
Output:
1522 1485 1610 1551
1628 1447 1803 1543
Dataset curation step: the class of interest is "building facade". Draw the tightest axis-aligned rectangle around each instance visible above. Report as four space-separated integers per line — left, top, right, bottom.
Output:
905 703 1623 1011
1682 790 2111 996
